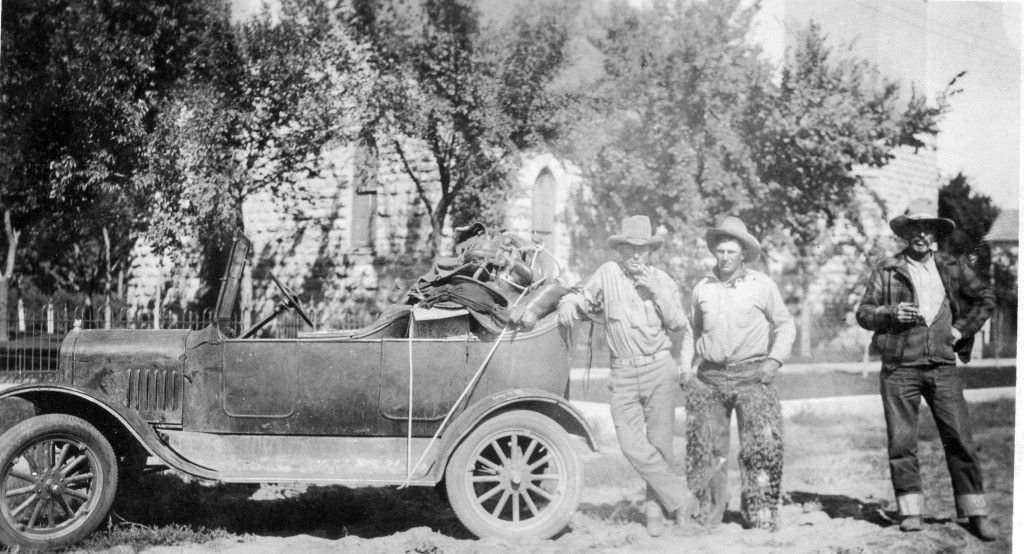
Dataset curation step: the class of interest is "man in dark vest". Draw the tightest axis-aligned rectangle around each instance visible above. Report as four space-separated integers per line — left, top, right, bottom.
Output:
856 197 997 540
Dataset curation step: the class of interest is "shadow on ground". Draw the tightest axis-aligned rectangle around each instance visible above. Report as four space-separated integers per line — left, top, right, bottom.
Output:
578 491 907 530
110 474 473 540
785 491 932 528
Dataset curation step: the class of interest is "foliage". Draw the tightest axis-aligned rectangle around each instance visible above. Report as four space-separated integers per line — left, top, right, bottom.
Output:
78 522 238 553
743 23 951 250
745 24 953 354
0 0 242 300
347 0 575 254
133 0 376 307
140 0 374 255
565 8 953 354
564 0 765 283
938 173 1012 306
938 172 1000 261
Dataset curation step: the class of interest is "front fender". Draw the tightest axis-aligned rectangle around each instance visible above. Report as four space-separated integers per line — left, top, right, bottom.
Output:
430 388 598 482
0 383 218 481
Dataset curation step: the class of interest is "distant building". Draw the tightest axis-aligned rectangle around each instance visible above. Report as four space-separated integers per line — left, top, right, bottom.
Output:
125 137 583 329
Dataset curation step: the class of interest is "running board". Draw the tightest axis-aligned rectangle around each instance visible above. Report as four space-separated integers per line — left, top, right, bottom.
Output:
158 431 442 484
214 473 435 486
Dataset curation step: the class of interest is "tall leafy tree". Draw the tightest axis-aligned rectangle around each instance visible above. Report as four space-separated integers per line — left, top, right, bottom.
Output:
564 0 764 281
347 0 574 254
743 24 953 355
938 172 1000 264
0 0 231 337
566 8 953 355
139 0 375 310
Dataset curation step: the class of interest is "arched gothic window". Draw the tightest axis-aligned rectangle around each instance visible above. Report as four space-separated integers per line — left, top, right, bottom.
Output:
532 168 557 239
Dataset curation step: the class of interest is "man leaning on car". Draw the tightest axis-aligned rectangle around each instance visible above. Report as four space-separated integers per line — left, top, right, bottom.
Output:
557 215 696 537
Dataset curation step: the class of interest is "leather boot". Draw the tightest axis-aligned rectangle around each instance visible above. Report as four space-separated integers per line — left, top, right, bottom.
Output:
899 515 923 532
969 515 998 541
644 501 666 537
674 491 700 528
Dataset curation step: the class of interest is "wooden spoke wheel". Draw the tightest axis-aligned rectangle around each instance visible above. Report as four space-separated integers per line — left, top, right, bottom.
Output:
445 410 582 540
0 415 117 549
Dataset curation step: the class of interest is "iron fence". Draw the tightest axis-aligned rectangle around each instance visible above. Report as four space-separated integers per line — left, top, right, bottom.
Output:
0 301 375 382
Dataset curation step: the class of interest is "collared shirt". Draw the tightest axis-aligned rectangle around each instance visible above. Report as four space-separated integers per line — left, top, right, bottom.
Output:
904 255 947 327
680 267 796 374
559 261 687 360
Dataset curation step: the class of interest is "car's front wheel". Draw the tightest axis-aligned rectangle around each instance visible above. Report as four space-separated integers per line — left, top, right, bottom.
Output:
445 410 582 540
0 414 118 549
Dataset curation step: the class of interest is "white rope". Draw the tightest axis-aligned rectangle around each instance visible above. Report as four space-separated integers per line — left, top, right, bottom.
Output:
399 286 532 488
405 315 415 480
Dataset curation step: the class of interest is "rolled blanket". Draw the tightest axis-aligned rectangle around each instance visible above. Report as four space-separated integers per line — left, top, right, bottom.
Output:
510 283 569 329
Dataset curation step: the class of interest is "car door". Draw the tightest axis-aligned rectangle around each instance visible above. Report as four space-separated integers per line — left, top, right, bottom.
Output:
378 336 472 427
217 338 383 435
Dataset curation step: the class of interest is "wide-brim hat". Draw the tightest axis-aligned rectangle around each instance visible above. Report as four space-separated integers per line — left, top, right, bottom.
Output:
705 216 761 263
889 197 955 239
607 215 664 250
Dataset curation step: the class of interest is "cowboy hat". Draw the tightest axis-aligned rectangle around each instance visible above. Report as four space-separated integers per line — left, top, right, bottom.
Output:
705 216 762 263
607 215 664 250
889 197 955 239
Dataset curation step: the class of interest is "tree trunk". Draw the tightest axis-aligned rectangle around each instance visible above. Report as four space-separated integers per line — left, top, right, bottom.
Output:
0 209 20 345
0 276 8 344
796 262 815 358
430 216 444 258
103 226 112 296
799 295 813 358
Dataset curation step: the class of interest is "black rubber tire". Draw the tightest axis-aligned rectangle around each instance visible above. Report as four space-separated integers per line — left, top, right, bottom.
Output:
445 410 582 540
0 414 118 549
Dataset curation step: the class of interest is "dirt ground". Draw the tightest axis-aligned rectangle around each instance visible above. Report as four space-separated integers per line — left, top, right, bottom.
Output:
55 395 1012 554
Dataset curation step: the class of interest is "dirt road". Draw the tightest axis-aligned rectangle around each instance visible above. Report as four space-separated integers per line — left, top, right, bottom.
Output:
58 393 1012 554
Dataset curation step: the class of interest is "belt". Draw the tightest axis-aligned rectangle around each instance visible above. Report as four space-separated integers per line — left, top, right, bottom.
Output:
699 357 765 372
611 350 670 368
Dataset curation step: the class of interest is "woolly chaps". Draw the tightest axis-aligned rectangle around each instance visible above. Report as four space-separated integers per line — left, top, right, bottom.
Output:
684 379 783 528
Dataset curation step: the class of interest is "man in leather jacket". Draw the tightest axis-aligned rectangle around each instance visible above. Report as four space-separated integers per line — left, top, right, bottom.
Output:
856 197 997 541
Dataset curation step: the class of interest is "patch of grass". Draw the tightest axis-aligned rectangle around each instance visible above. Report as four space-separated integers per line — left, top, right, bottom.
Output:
74 521 241 553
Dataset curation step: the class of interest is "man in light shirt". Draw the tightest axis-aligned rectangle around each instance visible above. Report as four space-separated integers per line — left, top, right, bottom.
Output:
558 215 695 537
679 216 795 529
856 197 997 541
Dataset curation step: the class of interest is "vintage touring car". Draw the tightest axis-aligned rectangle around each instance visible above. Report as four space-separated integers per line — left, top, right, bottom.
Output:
0 232 596 548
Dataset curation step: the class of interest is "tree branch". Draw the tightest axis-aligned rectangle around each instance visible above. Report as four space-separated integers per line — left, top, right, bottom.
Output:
393 139 435 217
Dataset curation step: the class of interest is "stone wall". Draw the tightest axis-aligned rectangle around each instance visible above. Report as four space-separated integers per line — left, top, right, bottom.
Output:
123 139 588 328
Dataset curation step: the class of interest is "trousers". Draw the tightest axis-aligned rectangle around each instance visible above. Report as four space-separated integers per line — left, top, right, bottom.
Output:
880 363 987 517
609 353 689 513
685 374 783 528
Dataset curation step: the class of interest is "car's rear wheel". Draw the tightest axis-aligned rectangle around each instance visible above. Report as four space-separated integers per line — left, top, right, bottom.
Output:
0 414 118 549
445 410 582 540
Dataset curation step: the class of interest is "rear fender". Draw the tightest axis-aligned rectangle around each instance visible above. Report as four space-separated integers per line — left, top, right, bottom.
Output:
431 388 597 482
0 384 218 480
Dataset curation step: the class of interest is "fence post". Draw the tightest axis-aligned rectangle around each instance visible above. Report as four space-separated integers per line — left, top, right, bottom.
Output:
104 295 112 330
17 299 24 333
46 302 54 335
